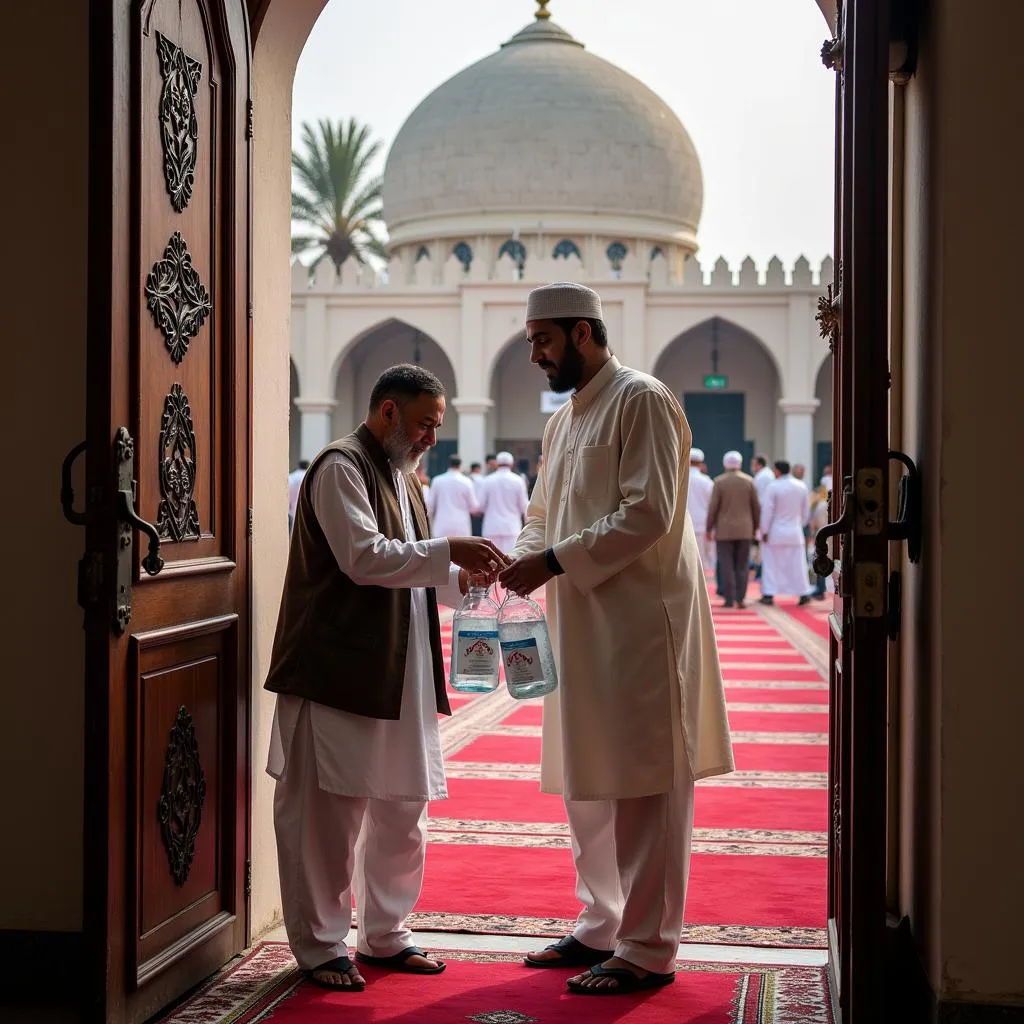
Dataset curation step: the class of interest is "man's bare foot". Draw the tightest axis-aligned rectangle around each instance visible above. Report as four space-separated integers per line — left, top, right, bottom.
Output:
310 960 365 990
526 946 565 964
568 956 647 991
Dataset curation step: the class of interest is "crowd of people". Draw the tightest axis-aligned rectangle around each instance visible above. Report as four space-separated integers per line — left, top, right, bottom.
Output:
685 448 833 609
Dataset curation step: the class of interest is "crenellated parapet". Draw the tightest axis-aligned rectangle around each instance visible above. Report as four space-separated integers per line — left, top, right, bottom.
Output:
291 250 834 295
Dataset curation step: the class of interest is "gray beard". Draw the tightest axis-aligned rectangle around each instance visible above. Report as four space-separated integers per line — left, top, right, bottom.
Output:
382 420 423 474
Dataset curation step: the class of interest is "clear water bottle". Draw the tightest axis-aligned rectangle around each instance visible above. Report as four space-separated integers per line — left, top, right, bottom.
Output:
450 576 501 693
497 593 558 700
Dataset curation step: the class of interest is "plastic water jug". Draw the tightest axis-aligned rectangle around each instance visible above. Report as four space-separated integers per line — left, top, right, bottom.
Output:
449 577 501 693
497 592 558 700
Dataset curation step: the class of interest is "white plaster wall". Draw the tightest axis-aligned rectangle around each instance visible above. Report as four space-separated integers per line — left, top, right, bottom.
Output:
249 0 330 939
330 329 458 443
653 326 782 457
645 302 790 392
490 337 552 444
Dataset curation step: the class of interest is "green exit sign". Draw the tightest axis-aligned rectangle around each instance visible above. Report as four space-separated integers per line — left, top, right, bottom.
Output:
703 374 729 390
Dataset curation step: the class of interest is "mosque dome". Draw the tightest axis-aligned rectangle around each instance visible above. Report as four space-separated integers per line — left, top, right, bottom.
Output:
381 7 704 252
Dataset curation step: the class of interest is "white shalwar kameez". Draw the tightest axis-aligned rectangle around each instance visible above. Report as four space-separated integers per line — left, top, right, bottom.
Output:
267 452 458 969
687 465 715 571
760 473 813 598
513 357 733 975
480 466 529 554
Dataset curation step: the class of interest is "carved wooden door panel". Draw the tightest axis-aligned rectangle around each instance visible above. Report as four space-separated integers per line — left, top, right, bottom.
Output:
84 2 251 1021
816 0 890 1020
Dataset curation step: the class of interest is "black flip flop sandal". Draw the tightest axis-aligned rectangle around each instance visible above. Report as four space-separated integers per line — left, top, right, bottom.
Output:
355 945 446 974
566 963 675 995
524 935 616 969
304 955 365 992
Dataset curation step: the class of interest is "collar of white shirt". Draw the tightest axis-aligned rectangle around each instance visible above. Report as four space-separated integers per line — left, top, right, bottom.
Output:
571 356 621 412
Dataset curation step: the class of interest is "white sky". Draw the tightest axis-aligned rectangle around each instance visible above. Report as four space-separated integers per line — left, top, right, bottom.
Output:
292 0 835 272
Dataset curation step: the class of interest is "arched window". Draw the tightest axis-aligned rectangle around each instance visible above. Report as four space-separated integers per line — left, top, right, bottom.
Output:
606 241 628 270
649 245 664 261
498 238 527 271
452 241 473 270
415 245 430 263
552 238 581 260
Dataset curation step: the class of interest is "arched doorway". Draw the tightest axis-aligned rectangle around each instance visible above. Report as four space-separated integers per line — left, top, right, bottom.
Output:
331 319 458 479
489 332 550 480
813 353 833 483
653 317 782 476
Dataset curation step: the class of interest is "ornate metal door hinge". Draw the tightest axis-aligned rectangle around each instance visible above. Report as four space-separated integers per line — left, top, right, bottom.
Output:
247 507 254 537
246 99 254 140
244 859 252 899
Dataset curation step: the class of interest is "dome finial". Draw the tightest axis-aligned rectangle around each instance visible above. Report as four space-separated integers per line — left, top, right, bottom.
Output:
535 0 552 19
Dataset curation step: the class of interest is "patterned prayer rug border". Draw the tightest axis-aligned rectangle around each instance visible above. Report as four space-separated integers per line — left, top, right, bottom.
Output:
404 913 828 948
155 942 831 1024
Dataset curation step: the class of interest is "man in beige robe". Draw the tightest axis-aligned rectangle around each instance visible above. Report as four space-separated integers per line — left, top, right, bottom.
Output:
499 283 734 996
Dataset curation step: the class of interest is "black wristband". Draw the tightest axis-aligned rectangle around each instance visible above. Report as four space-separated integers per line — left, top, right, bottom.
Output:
544 547 565 576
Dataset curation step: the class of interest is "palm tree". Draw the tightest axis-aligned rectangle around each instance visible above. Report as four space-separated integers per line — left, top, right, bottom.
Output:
291 118 389 270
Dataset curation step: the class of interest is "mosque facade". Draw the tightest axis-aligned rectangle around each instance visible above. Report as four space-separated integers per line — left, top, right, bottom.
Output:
288 7 834 480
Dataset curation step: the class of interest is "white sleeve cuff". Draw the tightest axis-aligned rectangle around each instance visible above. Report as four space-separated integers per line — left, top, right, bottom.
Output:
428 537 452 587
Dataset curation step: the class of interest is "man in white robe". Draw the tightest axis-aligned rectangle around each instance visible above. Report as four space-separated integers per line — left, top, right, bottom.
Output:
499 283 734 996
686 447 714 573
479 450 529 553
426 454 476 538
759 459 813 605
265 364 509 991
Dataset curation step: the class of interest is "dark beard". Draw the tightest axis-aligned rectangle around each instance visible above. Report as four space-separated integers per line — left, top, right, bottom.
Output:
547 343 586 393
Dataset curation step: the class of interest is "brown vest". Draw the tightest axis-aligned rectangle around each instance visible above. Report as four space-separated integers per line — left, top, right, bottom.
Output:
263 424 450 720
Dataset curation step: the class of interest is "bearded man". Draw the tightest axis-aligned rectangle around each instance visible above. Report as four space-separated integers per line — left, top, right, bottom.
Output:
499 284 734 996
265 364 509 993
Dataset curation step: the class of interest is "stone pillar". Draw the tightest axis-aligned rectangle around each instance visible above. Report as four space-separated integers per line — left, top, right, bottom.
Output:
451 398 494 467
778 399 820 471
294 398 337 460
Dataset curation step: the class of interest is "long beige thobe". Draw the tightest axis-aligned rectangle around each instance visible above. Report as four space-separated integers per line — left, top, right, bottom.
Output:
513 357 734 800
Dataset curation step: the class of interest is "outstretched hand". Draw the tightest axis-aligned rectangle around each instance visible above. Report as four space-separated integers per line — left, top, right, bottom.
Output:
448 537 511 584
498 552 553 597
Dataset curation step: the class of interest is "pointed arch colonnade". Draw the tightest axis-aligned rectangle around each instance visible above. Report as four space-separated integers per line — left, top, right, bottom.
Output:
289 255 835 475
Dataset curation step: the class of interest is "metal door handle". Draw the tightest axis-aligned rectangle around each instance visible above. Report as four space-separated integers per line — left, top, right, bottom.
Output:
813 482 855 578
888 450 922 564
117 486 164 576
61 440 88 526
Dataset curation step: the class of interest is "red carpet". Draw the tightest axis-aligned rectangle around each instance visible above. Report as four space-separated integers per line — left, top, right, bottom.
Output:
157 942 832 1024
426 593 830 947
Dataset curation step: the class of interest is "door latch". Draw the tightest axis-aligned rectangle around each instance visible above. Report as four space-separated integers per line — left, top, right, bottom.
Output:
888 450 922 564
113 427 164 634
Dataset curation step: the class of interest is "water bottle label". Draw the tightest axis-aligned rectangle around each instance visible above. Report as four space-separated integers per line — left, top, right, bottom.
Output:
501 637 544 685
455 630 500 676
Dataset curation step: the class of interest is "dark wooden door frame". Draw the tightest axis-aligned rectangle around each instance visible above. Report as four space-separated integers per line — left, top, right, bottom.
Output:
84 2 253 1021
824 0 891 1019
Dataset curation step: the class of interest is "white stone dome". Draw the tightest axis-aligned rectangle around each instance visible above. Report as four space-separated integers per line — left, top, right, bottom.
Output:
382 14 704 249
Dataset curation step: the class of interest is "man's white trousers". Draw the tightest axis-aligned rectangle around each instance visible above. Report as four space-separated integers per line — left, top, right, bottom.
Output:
273 711 427 970
564 758 695 975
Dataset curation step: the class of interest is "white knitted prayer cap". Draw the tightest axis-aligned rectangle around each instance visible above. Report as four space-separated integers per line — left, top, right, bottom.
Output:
526 282 603 322
495 451 515 466
690 448 705 463
723 450 743 469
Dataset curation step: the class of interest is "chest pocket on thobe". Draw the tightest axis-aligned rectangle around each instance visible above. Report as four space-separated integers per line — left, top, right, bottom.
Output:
573 444 612 499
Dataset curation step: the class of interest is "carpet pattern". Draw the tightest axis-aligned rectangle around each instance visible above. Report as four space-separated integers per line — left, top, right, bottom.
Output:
158 942 832 1024
423 596 830 947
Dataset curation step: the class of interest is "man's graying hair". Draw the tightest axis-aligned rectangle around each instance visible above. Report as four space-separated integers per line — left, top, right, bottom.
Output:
369 363 445 411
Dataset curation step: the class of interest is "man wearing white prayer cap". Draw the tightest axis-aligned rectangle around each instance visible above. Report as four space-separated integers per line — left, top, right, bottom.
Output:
706 450 761 608
479 450 529 554
687 448 715 574
499 282 733 995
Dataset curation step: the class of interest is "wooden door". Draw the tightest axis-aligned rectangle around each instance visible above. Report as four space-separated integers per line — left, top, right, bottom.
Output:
84 2 251 1021
816 0 891 1019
